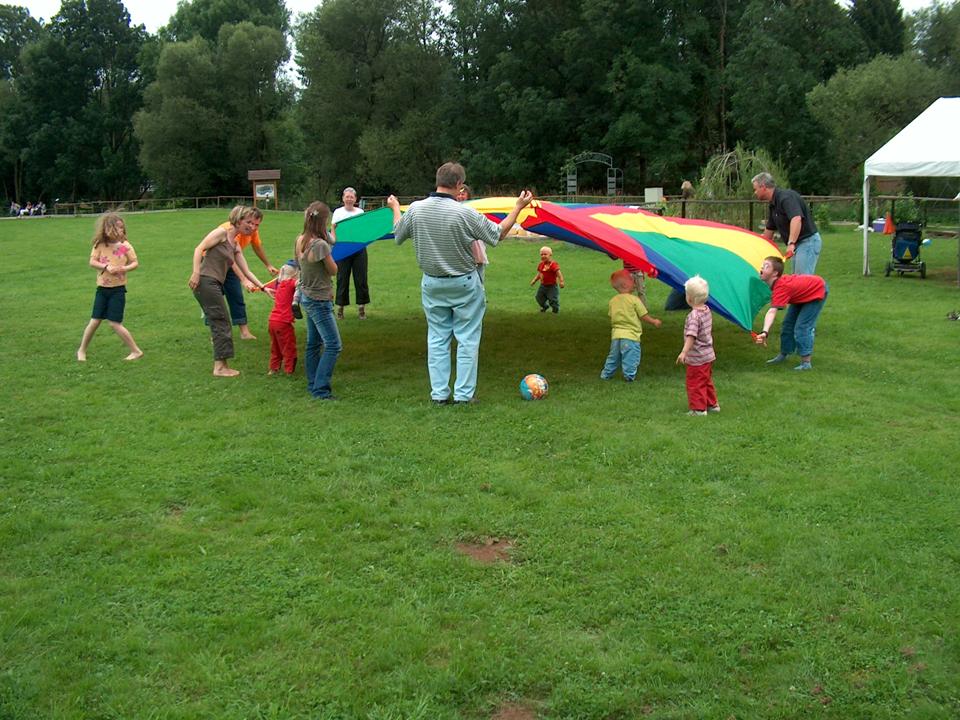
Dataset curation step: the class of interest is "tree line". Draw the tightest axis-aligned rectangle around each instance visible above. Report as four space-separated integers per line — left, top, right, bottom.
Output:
1 0 958 208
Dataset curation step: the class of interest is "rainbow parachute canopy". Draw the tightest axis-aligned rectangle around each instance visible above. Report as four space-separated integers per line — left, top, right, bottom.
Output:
329 198 782 330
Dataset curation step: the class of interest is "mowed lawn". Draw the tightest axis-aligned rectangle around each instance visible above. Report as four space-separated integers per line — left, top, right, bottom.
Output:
1 209 958 719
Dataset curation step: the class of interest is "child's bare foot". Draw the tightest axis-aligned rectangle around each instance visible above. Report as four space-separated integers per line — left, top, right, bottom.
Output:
124 350 144 361
213 367 240 377
267 370 277 375
76 350 86 362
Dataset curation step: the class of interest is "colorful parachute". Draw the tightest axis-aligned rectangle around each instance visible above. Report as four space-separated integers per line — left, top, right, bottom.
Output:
328 208 395 262
330 199 781 330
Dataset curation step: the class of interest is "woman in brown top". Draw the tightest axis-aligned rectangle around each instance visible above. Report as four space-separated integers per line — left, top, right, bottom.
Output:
189 206 273 377
295 201 341 399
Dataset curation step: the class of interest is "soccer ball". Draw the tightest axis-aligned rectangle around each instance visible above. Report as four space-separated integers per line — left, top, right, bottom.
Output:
519 373 549 400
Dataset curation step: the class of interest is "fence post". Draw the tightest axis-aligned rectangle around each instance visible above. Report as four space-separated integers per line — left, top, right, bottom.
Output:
749 202 754 232
681 200 686 219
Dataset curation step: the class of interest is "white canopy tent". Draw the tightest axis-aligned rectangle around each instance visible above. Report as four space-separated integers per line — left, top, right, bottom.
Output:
862 96 960 277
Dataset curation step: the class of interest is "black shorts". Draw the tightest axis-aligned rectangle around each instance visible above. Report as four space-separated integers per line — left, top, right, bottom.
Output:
91 285 126 323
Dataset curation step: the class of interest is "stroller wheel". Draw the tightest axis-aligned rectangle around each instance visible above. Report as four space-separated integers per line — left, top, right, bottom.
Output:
920 262 927 279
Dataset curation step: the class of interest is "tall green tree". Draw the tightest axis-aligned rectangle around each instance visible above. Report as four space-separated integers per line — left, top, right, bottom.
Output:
446 0 751 194
134 39 225 195
296 0 454 198
135 21 296 196
0 5 42 201
443 0 534 189
849 0 906 58
12 0 146 201
727 0 867 192
164 0 289 42
356 0 454 192
595 0 751 190
474 0 601 189
910 0 960 93
807 54 943 191
0 4 41 79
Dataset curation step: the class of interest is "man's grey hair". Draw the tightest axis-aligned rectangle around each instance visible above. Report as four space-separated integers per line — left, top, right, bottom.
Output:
751 172 776 189
436 162 466 188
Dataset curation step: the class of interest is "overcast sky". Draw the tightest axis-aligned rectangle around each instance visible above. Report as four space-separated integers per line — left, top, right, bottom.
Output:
6 0 941 33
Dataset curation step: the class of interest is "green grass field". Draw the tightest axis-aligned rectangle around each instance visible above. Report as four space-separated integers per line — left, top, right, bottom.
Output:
1 210 958 719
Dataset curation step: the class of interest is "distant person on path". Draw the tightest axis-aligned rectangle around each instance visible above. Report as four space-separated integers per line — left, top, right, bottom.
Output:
680 180 694 200
387 161 533 404
214 206 279 340
752 172 821 275
530 246 564 313
458 184 490 282
189 206 274 377
676 275 719 415
600 269 661 382
755 256 828 371
332 187 369 320
296 202 342 400
77 213 143 362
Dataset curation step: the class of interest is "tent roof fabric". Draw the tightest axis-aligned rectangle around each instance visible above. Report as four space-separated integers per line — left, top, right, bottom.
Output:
864 97 960 178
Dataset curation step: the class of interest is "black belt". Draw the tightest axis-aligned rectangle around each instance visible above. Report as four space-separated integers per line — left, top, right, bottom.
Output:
425 270 473 279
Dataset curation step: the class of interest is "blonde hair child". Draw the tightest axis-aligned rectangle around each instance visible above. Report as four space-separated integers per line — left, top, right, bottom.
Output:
530 246 565 313
676 275 719 415
267 261 301 375
76 213 143 362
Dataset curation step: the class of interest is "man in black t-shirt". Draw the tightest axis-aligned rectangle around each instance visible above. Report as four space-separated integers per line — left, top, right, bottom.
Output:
752 172 822 274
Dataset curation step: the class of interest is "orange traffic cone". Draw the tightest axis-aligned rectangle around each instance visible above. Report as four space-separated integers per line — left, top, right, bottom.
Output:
883 212 895 234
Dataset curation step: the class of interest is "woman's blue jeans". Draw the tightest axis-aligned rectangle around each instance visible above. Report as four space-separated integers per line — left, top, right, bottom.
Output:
301 296 342 398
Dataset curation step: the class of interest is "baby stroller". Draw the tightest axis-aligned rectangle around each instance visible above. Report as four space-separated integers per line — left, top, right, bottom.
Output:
885 221 926 279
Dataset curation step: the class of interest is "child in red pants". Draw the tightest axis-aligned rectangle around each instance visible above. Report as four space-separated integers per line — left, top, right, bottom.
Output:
676 275 719 416
268 261 299 375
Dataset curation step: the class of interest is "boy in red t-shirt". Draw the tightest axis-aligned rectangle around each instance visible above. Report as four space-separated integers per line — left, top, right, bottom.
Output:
530 246 565 313
754 256 828 371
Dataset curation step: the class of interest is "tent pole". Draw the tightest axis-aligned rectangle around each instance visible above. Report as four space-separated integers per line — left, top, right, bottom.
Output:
863 174 871 276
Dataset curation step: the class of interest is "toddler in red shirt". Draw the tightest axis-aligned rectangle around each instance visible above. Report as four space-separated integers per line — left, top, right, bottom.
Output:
530 246 565 313
268 261 300 375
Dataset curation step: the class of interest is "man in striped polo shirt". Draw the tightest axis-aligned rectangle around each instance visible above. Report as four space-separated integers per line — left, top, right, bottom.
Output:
388 162 532 404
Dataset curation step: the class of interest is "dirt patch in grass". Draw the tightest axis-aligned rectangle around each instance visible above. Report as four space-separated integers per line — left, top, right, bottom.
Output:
811 684 832 705
491 701 536 720
456 537 515 564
